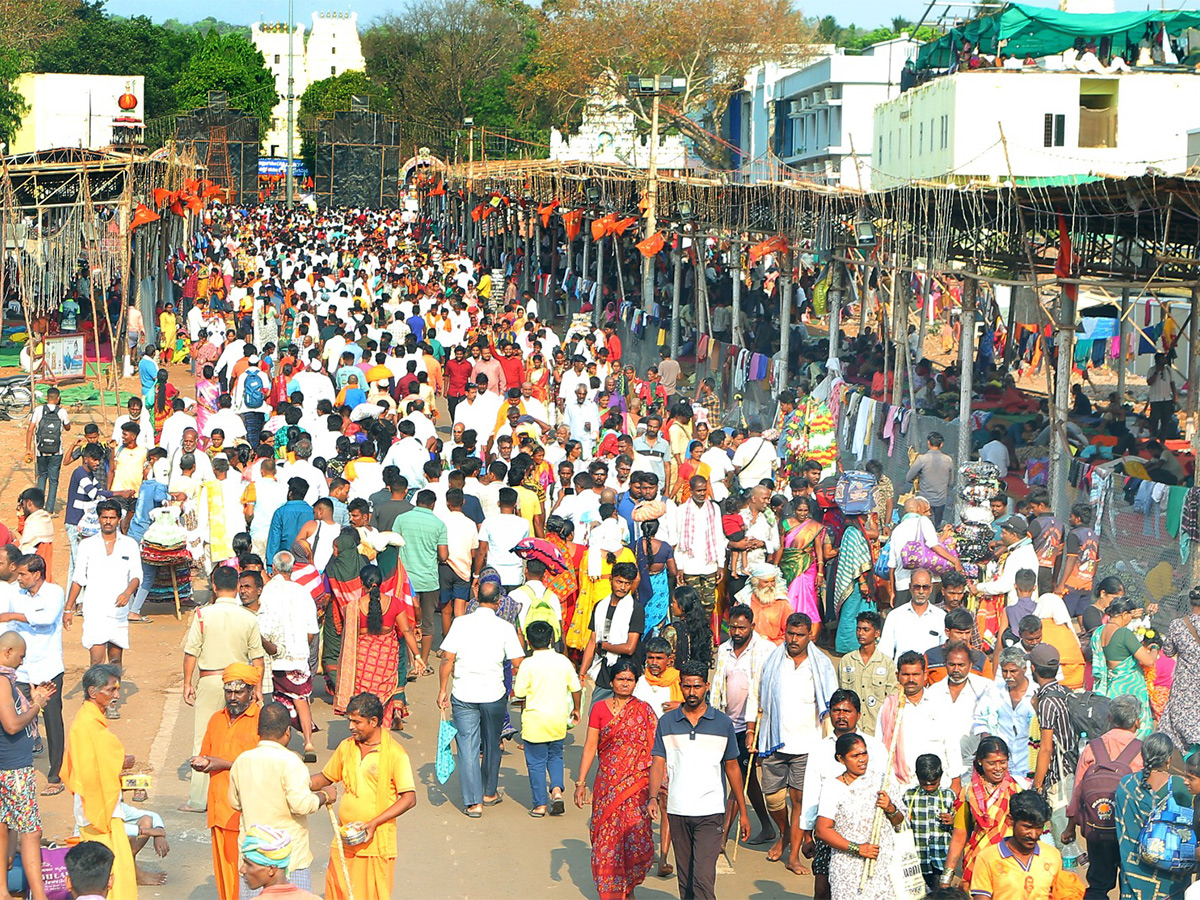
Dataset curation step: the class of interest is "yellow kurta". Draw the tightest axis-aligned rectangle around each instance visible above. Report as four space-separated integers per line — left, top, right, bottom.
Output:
61 702 137 900
322 735 415 900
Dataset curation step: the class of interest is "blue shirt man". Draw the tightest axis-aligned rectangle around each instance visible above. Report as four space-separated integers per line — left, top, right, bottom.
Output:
265 478 315 565
138 350 159 408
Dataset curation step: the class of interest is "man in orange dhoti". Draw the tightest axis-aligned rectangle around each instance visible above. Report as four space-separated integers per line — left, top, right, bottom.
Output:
61 664 138 899
190 663 262 900
311 691 416 900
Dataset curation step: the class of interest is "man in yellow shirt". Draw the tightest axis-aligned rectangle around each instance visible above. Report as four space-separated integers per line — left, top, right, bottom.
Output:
969 790 1065 900
311 692 416 900
513 621 581 816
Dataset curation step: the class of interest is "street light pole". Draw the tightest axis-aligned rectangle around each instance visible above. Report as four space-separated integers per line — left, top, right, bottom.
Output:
285 0 295 208
642 88 660 313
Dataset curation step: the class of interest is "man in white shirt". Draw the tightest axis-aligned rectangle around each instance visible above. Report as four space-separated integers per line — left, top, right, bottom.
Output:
64 500 141 679
797 689 886 896
258 552 321 756
710 605 777 844
879 568 947 662
6 554 66 792
755 613 838 876
290 365 335 417
110 396 153 450
278 438 326 506
977 426 1012 478
382 422 430 490
159 400 199 460
888 496 948 604
244 459 288 560
877 652 964 792
437 580 525 816
203 395 249 443
474 488 532 591
731 419 776 489
700 433 735 503
974 516 1039 603
927 641 992 780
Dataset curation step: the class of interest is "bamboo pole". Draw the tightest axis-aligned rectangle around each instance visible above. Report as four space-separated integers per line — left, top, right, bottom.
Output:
862 691 906 887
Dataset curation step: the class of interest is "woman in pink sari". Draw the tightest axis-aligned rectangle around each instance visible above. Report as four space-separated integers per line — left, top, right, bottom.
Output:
195 364 219 435
779 498 826 631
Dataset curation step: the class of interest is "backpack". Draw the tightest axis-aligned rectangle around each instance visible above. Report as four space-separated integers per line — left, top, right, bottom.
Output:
35 406 63 455
1076 737 1141 842
1139 785 1197 873
1064 691 1112 769
834 470 877 515
512 585 562 642
243 370 265 409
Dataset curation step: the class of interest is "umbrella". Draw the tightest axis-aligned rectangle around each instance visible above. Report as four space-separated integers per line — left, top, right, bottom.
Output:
365 364 393 384
513 537 568 575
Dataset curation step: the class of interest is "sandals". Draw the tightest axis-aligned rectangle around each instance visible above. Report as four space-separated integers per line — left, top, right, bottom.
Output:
105 705 121 720
128 615 153 624
529 807 546 818
482 795 504 807
464 807 482 818
41 782 65 797
550 796 565 816
302 747 317 763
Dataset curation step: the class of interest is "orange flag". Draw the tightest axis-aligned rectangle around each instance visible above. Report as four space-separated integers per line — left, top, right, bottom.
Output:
611 216 639 236
562 209 583 241
591 213 616 241
537 200 558 228
471 205 485 222
130 204 160 229
636 232 665 257
152 187 173 208
429 181 447 197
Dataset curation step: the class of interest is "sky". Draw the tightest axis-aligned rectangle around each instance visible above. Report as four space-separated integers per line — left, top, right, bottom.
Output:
103 0 1200 31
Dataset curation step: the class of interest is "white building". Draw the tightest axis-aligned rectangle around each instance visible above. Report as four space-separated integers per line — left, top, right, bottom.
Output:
734 38 921 188
251 11 365 159
872 69 1200 188
9 74 145 154
550 92 690 170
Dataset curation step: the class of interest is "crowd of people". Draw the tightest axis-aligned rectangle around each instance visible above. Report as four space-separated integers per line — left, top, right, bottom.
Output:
4 203 1200 900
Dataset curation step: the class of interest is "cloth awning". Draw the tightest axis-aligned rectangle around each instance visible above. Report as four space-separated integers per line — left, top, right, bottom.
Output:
915 3 1200 68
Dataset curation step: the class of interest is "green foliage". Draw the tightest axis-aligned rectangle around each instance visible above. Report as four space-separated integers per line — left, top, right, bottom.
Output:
811 15 938 51
297 70 393 170
34 13 198 118
0 48 28 148
174 33 277 128
160 17 251 38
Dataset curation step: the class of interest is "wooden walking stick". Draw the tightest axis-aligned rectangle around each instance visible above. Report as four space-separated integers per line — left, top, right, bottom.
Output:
327 805 355 900
861 690 906 889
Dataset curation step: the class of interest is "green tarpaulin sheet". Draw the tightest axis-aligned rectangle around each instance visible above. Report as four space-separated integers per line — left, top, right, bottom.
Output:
915 3 1200 68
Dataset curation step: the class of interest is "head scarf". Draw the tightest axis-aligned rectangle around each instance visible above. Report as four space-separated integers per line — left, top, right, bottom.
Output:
240 824 292 868
289 539 312 566
469 566 520 625
325 529 365 582
222 663 262 686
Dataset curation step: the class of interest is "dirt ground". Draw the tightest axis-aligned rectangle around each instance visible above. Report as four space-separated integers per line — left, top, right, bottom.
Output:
3 357 816 899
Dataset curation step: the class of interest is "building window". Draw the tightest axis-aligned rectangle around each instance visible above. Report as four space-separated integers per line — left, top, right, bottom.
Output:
1044 113 1065 147
1079 80 1117 148
941 115 948 149
879 136 883 160
919 122 923 154
331 66 336 75
274 54 280 64
332 47 336 55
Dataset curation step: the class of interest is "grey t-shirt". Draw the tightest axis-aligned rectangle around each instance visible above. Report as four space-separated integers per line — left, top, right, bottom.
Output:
658 358 681 396
906 449 955 505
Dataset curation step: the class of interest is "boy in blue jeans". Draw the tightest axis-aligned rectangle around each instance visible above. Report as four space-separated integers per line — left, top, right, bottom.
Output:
514 620 581 816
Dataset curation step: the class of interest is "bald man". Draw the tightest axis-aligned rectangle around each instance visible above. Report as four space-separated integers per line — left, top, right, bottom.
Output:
0 631 56 900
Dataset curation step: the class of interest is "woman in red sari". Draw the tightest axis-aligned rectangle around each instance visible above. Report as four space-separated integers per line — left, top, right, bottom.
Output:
544 515 582 654
944 736 1020 887
335 564 419 730
574 660 656 900
527 352 550 404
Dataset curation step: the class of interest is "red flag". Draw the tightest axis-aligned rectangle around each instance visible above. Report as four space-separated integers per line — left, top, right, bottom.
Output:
130 203 160 229
611 216 639 236
429 181 446 197
636 232 665 257
1055 213 1077 302
562 209 583 242
591 213 616 241
471 205 485 222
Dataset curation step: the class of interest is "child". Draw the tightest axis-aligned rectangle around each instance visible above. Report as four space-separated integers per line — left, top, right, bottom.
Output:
722 494 749 577
970 790 1065 900
513 620 581 817
903 753 956 891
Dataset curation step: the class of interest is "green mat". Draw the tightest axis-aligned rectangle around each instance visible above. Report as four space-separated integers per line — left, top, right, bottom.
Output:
0 345 20 368
32 384 136 408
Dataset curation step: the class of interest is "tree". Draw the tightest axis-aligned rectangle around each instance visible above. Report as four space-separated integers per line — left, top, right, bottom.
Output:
35 11 198 119
297 70 393 171
0 0 83 59
160 17 251 38
363 0 539 139
518 0 815 166
174 33 277 129
0 49 28 148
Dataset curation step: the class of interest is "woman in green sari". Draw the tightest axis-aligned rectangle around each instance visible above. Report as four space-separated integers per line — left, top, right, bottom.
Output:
778 499 827 630
830 514 877 653
1091 595 1158 738
1114 732 1193 900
